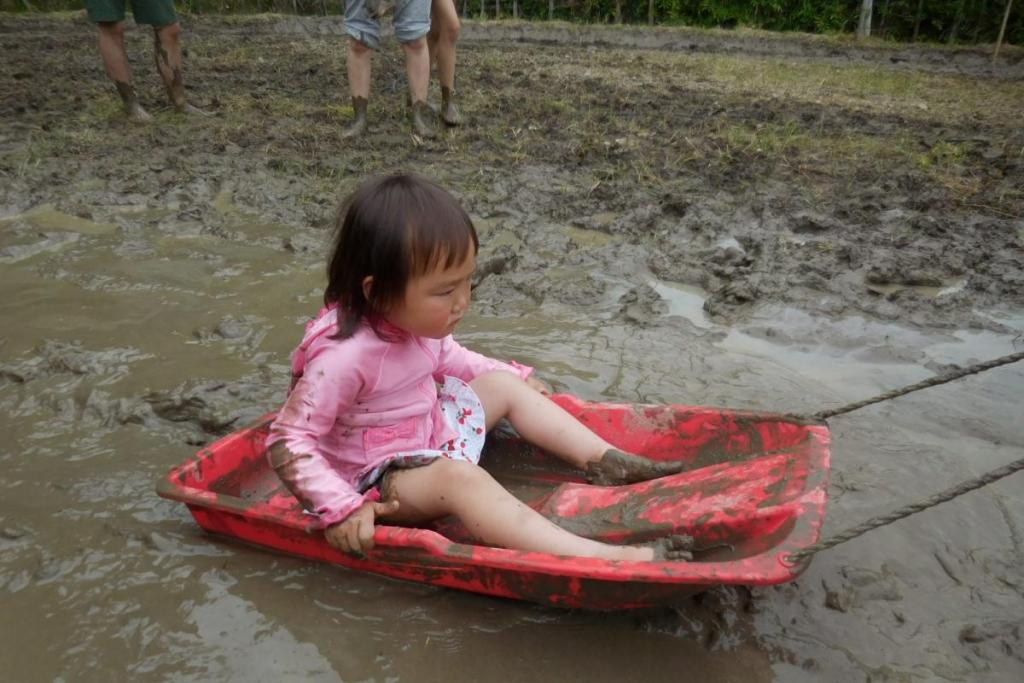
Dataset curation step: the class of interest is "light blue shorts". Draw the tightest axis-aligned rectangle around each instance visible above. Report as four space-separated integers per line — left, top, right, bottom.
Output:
344 0 431 50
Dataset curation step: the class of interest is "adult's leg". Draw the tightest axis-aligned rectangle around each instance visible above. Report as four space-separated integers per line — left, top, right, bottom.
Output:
470 371 686 485
152 22 202 113
402 36 430 103
428 0 461 125
402 36 435 137
380 458 690 560
97 21 151 121
343 37 372 138
347 36 372 99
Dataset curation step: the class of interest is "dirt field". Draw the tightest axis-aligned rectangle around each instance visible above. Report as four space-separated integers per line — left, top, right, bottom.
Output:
1 13 1023 682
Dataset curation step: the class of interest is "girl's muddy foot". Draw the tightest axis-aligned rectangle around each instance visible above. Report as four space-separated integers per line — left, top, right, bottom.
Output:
585 448 685 486
648 534 695 561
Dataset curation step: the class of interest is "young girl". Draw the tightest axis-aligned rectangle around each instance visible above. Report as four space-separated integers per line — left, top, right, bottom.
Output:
267 174 690 562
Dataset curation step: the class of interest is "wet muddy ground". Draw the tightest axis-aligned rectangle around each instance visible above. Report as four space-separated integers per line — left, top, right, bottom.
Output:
2 13 1023 682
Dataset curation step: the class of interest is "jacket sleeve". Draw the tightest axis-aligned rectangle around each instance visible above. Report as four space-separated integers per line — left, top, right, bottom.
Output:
265 342 375 528
434 335 534 383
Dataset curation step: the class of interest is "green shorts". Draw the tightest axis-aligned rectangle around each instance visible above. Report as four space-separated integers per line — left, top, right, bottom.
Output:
86 0 178 27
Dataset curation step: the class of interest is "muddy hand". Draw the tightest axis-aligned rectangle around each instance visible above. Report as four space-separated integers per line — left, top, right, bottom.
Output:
325 499 400 556
585 448 685 486
648 534 695 562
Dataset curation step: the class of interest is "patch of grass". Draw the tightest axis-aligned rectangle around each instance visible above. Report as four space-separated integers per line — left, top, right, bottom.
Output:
642 52 1024 126
323 103 353 122
824 130 918 166
265 95 312 119
914 140 982 200
713 120 811 160
16 122 108 169
208 46 263 70
216 93 259 114
78 96 125 127
544 98 573 114
916 141 968 170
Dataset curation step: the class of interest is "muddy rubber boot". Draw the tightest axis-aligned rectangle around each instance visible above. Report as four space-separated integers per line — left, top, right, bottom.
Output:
410 100 437 138
342 96 368 139
440 86 461 127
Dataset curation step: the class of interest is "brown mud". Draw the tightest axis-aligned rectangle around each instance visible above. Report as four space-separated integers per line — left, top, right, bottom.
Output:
586 447 686 485
2 13 1023 682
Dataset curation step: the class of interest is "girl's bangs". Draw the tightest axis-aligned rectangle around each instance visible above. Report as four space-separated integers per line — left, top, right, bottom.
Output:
406 193 478 276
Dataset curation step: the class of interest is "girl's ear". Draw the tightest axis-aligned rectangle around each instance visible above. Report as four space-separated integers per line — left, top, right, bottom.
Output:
361 276 373 302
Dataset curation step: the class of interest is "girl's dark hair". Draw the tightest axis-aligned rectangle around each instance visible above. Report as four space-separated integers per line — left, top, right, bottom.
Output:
325 173 478 340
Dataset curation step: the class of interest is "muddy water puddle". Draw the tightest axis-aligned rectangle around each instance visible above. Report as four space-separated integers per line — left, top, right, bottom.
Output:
2 198 1021 680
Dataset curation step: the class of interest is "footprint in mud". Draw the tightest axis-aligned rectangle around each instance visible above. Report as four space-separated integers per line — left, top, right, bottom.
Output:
640 585 756 649
617 283 667 326
192 315 267 353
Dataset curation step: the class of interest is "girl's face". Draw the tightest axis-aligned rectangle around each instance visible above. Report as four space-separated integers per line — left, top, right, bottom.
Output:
386 251 476 339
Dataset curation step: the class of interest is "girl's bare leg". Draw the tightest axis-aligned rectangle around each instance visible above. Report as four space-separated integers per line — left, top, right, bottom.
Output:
379 458 690 560
469 371 685 485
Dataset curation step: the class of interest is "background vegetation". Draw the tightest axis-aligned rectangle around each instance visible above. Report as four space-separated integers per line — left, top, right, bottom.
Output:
0 0 1019 45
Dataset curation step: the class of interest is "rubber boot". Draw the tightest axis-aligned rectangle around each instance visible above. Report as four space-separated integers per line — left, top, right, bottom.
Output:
440 86 461 127
410 91 439 116
410 99 437 138
342 96 368 139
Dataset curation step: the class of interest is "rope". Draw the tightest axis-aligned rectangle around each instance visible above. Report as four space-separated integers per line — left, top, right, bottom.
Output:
784 455 1024 566
814 350 1024 419
775 351 1024 564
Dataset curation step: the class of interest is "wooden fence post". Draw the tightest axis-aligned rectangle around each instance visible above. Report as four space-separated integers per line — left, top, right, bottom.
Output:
857 0 873 39
994 0 1015 62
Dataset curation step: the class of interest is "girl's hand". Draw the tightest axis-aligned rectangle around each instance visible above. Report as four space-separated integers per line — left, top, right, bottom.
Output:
324 499 400 556
525 375 551 395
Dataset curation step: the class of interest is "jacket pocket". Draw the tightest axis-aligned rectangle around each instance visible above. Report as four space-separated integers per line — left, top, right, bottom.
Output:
362 417 420 452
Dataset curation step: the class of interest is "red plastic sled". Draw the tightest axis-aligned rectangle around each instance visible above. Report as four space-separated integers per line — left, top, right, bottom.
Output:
157 394 830 609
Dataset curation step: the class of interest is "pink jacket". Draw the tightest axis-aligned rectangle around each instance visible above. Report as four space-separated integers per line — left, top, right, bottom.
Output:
266 307 532 527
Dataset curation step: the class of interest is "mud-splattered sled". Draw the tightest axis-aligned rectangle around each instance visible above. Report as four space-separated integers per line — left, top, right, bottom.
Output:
156 394 830 610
